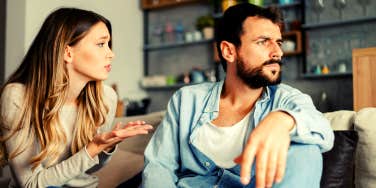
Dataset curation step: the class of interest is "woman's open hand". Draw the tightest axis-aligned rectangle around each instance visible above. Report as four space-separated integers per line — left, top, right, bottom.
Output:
86 121 153 157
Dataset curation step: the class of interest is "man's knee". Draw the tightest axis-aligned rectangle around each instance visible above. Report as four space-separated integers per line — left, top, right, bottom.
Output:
289 144 321 163
276 144 323 187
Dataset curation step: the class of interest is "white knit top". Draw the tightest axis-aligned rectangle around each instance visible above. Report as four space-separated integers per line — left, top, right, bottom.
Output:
0 83 117 188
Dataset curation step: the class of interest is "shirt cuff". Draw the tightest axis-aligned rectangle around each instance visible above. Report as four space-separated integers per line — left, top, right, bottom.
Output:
102 144 118 155
272 109 298 137
84 145 100 163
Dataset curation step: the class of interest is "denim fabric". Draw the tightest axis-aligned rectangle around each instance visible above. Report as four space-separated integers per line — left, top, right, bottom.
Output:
142 81 334 188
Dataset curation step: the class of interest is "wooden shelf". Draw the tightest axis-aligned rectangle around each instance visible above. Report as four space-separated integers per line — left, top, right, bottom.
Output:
302 16 376 30
144 38 213 51
302 72 352 79
141 0 206 10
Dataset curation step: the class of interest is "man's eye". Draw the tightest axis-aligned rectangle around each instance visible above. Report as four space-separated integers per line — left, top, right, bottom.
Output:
256 40 267 45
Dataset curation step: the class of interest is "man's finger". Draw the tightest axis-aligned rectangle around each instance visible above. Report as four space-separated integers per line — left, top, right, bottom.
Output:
266 150 278 187
255 149 268 188
275 145 288 183
239 142 257 185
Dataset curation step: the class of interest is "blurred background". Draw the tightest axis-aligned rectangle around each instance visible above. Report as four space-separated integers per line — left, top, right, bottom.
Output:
1 0 375 117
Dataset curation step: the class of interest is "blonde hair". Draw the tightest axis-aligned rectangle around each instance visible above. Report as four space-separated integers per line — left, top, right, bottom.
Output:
0 8 112 170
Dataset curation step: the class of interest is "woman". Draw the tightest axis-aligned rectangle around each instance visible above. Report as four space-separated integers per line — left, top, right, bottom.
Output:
0 8 152 187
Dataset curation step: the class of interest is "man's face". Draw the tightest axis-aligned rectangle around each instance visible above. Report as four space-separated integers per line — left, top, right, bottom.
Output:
235 16 283 89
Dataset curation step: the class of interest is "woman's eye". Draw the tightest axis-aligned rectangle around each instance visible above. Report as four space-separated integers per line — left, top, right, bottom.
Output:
97 43 105 47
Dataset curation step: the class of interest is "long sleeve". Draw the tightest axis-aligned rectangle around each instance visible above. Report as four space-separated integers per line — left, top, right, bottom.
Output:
271 85 334 152
142 92 181 188
87 84 119 173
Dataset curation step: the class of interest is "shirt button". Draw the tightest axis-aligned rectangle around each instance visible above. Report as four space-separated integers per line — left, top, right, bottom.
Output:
205 162 210 167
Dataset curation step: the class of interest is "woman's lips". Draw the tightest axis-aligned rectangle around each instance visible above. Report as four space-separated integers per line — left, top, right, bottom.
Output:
105 64 112 72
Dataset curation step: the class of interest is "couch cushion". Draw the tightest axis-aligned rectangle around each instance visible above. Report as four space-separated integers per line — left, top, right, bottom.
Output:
321 130 358 188
114 111 165 155
93 150 144 188
324 110 355 130
354 108 376 188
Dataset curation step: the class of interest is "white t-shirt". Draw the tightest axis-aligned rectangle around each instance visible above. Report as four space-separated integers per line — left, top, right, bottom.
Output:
194 111 252 168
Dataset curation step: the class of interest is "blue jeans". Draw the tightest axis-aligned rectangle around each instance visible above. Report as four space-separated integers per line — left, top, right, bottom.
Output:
177 144 322 188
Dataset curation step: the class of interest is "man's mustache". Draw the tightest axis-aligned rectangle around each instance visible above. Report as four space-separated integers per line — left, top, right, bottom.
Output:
263 59 282 66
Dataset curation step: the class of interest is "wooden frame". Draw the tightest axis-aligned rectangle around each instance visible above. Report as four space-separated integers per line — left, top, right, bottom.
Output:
282 30 302 56
352 47 376 111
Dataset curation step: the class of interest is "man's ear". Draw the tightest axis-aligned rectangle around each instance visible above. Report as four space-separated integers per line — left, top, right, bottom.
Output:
64 45 73 64
220 41 237 64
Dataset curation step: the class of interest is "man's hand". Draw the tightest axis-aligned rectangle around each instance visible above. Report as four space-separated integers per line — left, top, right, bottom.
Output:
86 121 153 157
234 111 295 188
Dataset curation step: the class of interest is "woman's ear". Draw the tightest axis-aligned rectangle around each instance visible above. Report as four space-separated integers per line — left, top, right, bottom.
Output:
64 45 73 64
220 41 237 64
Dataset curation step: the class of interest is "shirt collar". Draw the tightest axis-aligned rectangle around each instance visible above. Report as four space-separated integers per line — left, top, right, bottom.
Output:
260 86 271 102
203 80 223 113
202 80 273 113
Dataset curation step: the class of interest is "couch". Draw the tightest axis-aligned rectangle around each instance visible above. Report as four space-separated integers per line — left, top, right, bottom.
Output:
0 108 374 187
94 108 376 188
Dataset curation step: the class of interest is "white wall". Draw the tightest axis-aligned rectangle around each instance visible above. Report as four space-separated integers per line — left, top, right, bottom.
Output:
6 0 146 99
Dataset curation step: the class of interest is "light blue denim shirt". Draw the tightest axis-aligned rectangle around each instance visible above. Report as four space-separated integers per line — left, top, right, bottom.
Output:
142 81 334 188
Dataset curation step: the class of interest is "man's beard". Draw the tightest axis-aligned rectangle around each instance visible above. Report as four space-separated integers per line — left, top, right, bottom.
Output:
236 58 282 89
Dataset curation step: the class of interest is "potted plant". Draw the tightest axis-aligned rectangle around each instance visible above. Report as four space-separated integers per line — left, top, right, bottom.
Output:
196 15 214 39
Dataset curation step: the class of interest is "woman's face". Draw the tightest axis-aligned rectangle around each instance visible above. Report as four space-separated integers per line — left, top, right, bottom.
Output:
67 21 114 83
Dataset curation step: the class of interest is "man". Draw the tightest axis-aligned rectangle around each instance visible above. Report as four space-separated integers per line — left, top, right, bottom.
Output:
142 3 334 188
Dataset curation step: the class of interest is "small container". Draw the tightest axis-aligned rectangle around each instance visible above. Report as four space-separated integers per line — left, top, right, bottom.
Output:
279 0 293 5
281 40 296 52
338 63 347 73
193 30 202 41
314 65 322 75
322 64 330 74
185 32 193 42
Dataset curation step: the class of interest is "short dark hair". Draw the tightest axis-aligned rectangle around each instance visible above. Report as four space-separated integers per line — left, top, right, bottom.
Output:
215 3 283 72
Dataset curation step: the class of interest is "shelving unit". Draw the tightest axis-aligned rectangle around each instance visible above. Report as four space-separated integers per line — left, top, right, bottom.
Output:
302 16 376 30
141 0 212 76
302 11 376 78
141 0 215 111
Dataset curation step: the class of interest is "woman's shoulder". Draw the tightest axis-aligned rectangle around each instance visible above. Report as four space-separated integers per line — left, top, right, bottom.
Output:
103 84 117 100
103 84 118 106
1 83 25 105
2 83 25 93
1 83 25 124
